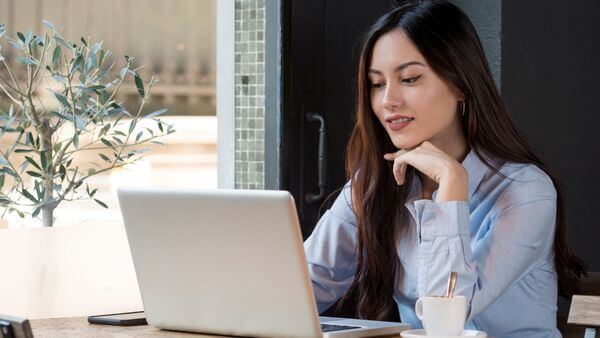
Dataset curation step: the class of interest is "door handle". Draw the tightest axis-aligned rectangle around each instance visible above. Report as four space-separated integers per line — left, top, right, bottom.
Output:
305 112 327 204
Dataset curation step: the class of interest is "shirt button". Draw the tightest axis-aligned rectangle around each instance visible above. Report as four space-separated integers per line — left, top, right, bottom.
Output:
420 258 427 267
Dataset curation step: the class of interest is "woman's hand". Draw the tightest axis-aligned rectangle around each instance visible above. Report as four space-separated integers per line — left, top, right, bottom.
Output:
383 141 469 202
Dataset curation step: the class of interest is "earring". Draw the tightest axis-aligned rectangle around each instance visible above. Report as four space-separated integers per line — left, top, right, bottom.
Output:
461 101 466 117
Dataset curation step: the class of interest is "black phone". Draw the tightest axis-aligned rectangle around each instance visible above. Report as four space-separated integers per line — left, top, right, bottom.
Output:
87 311 147 326
0 315 33 338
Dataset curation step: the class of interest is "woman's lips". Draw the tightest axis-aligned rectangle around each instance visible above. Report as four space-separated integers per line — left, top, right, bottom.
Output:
387 117 414 131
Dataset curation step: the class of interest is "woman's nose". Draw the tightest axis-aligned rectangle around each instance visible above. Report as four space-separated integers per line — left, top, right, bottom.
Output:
381 84 403 111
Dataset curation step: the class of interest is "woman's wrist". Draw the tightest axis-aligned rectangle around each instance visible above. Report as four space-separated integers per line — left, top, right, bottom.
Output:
436 163 468 202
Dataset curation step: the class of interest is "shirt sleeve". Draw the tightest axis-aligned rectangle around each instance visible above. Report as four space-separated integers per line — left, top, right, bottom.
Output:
410 176 557 320
304 182 358 313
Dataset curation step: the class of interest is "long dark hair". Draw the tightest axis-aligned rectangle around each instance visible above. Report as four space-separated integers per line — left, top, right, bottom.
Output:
342 0 587 320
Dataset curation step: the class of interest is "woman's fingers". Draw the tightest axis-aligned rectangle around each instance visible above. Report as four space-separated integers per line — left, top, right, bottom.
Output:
383 149 410 185
392 153 409 185
383 149 408 161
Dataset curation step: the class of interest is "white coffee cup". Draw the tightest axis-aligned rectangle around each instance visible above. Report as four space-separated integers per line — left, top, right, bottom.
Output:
415 295 467 336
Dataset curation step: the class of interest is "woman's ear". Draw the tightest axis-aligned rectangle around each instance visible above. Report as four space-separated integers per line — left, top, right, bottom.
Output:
449 82 466 101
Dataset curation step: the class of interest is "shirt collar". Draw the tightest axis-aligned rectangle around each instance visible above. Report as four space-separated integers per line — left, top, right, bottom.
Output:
404 148 493 205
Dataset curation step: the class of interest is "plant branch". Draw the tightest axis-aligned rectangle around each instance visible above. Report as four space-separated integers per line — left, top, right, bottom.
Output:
1 59 23 93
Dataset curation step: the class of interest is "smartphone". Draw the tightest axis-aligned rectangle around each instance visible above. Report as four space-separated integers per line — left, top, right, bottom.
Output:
0 315 33 338
87 311 147 326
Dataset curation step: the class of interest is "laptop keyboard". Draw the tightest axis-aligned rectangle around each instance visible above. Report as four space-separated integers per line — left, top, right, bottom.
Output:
320 323 362 332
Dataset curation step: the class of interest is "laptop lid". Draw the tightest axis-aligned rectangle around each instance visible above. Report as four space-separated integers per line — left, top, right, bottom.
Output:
118 188 322 338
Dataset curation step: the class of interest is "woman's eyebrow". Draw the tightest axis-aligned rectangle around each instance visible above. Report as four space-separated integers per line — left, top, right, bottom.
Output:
368 61 426 75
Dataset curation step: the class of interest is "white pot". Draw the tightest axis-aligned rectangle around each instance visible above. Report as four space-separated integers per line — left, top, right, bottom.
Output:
0 220 142 319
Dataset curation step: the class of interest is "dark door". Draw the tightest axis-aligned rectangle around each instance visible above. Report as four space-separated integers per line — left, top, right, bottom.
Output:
282 0 397 238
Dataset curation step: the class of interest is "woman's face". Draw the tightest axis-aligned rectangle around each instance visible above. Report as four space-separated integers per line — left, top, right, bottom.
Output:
368 28 465 150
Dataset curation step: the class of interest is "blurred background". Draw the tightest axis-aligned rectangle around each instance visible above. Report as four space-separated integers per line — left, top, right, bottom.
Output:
0 0 218 228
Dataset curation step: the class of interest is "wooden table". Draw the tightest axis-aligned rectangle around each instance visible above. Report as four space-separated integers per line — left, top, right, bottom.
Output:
30 317 404 337
30 317 218 337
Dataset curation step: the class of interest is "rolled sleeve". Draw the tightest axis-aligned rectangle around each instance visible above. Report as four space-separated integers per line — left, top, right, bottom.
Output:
414 200 470 240
408 199 475 298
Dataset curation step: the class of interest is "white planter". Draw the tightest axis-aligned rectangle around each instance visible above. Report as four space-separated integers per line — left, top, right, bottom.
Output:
0 220 142 319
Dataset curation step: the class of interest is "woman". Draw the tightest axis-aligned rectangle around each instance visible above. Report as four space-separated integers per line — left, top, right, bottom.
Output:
303 1 586 337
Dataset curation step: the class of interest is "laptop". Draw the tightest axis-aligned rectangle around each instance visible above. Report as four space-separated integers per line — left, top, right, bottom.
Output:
117 188 409 338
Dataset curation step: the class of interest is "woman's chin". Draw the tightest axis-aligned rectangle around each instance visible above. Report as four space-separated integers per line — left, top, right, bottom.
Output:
391 139 420 151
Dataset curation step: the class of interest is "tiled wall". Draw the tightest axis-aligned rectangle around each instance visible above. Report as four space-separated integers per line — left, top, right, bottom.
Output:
235 0 266 189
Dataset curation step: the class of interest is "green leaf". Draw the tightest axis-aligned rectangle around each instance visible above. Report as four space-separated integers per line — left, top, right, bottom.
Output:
34 181 43 199
128 120 137 133
32 206 42 218
15 56 38 65
0 167 17 177
135 131 143 143
100 138 113 147
52 45 62 65
80 37 88 47
112 136 124 145
0 24 5 38
59 165 66 181
70 54 84 76
54 92 71 108
146 108 168 118
40 151 48 170
99 124 111 137
25 30 33 44
51 110 71 121
134 72 145 97
8 39 24 50
73 131 80 148
157 121 163 133
42 20 55 31
74 115 85 129
0 173 4 189
86 85 105 92
26 170 42 178
99 153 111 162
54 35 70 50
17 32 26 43
25 156 41 170
98 49 106 65
14 149 33 153
0 197 10 205
94 198 108 208
21 189 38 203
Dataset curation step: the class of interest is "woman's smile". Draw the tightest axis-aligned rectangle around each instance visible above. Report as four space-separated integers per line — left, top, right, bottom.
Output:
386 115 415 131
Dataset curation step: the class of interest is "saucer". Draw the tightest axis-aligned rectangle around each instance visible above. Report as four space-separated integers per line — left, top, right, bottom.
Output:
400 329 487 337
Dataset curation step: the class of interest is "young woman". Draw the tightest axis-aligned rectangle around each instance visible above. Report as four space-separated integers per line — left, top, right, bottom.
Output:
303 1 586 337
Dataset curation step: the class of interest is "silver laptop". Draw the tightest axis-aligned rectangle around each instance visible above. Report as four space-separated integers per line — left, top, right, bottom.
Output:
117 187 409 338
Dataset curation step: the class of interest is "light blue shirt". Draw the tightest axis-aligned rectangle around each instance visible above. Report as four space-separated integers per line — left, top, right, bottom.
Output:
304 149 561 338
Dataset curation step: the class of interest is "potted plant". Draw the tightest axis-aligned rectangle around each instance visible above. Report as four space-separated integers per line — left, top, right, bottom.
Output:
0 21 174 318
0 20 174 227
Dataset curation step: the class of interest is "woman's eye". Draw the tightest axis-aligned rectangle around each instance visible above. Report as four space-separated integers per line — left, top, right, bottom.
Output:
370 83 385 89
402 75 422 84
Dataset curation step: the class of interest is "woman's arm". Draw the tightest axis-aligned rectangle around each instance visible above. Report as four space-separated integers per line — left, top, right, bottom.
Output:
411 176 557 319
303 182 358 313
